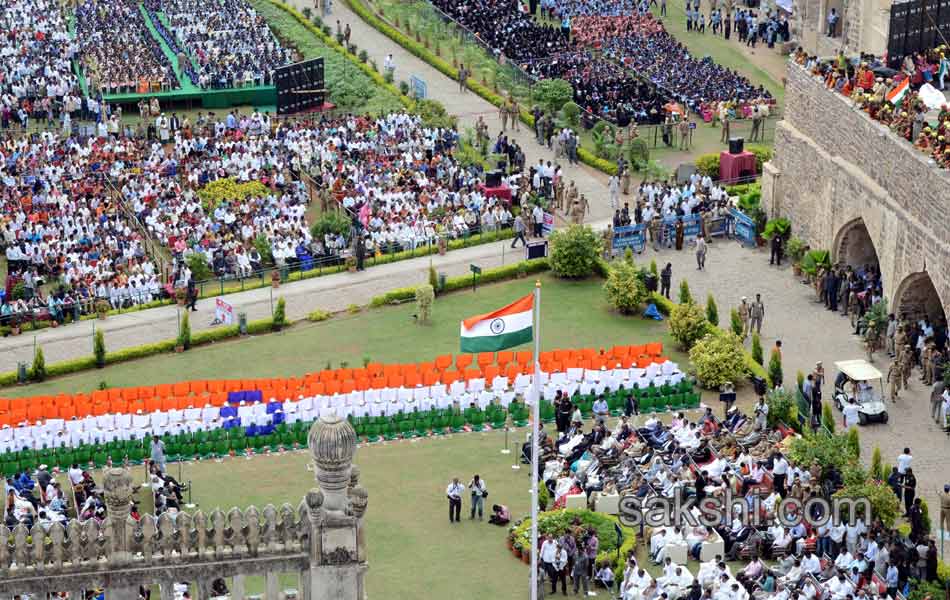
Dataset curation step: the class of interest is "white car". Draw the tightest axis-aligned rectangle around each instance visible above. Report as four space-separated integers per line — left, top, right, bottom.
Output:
832 359 888 425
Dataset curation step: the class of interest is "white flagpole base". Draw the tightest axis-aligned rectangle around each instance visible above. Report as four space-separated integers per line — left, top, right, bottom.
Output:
500 449 511 454
511 464 521 470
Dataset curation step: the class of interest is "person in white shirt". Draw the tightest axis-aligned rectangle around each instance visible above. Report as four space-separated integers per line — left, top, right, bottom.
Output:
842 398 860 429
771 452 789 497
896 448 912 474
446 477 464 523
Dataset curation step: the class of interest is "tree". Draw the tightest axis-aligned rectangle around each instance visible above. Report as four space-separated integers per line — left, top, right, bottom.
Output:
650 260 658 278
870 447 883 481
822 402 836 433
678 280 693 304
30 345 47 382
94 329 106 368
561 101 581 127
178 311 192 350
705 294 719 327
846 427 860 459
751 332 764 366
549 225 602 278
730 308 743 337
272 297 287 331
531 78 574 114
689 330 747 389
768 349 783 388
186 252 213 282
415 284 435 324
669 302 710 349
603 260 647 315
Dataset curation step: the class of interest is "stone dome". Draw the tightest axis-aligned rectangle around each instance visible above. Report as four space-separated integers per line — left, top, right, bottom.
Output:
309 412 357 469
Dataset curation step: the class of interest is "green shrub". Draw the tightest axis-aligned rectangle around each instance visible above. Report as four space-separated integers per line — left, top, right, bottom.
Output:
603 260 647 315
833 479 901 527
695 153 720 178
822 402 836 433
649 260 658 278
730 308 743 337
678 280 692 304
413 98 457 129
796 370 805 392
358 49 368 63
761 217 791 240
197 178 269 211
415 284 435 324
767 348 783 388
509 509 634 565
800 249 831 276
347 303 362 314
253 233 273 265
308 309 332 322
561 101 581 127
705 294 719 326
94 329 106 368
765 388 797 428
311 211 352 239
846 427 860 459
531 78 574 113
272 297 287 331
30 346 47 382
787 430 854 471
399 80 410 95
870 447 883 481
628 138 650 165
751 332 763 365
429 266 439 293
746 145 773 171
689 329 747 389
186 253 213 282
549 226 602 279
669 302 710 350
786 237 806 263
178 311 192 350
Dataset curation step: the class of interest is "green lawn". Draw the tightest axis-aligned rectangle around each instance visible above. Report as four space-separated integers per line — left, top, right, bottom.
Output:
1 273 687 397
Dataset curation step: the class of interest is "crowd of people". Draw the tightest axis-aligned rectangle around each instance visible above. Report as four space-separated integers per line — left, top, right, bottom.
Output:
149 0 293 89
5 464 99 530
75 0 179 95
797 48 950 170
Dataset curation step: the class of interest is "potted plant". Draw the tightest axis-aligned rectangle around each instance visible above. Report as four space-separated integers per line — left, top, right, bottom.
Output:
96 300 111 320
174 287 187 306
345 255 358 273
271 269 281 288
786 237 806 276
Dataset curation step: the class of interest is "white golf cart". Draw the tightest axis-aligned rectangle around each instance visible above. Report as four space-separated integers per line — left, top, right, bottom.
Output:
833 360 889 425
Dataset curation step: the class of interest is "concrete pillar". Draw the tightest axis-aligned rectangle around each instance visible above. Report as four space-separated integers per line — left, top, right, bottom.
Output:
107 586 140 600
232 575 246 600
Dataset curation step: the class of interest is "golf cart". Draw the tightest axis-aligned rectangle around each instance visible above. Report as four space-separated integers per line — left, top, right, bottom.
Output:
833 360 888 425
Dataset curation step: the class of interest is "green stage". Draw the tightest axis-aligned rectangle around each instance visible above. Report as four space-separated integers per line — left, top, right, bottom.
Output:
73 3 277 109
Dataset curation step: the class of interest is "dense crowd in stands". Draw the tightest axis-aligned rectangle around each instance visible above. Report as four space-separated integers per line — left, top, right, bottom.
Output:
75 0 179 94
599 16 770 109
796 48 950 169
0 0 79 103
147 0 293 89
5 465 101 529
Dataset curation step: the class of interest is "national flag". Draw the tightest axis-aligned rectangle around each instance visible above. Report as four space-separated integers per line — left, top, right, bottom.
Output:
886 78 910 107
460 293 534 352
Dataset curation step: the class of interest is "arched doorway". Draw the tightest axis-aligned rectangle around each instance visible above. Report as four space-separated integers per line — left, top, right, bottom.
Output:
834 218 879 271
894 271 947 325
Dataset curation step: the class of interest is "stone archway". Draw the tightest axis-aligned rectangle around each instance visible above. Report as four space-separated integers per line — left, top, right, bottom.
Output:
833 218 879 271
894 271 947 324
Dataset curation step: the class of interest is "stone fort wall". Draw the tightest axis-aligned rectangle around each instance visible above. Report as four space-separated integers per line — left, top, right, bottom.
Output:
762 61 950 320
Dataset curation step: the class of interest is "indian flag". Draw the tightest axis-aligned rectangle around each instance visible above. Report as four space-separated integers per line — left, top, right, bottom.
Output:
460 293 534 352
886 77 910 107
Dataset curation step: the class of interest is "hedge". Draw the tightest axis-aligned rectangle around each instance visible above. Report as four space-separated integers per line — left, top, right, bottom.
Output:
344 0 618 175
0 317 283 389
370 258 551 306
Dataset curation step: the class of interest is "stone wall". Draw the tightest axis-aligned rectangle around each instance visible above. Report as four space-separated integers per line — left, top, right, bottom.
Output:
762 61 950 320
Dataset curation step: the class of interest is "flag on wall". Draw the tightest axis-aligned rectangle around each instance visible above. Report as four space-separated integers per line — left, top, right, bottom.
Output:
460 294 534 352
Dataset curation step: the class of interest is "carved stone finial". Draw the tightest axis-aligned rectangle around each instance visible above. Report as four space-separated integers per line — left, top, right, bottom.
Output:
348 465 361 489
309 414 356 513
102 468 134 520
348 486 369 519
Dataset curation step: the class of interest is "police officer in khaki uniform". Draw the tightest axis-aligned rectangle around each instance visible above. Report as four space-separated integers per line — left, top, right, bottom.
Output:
886 361 902 402
565 181 578 216
938 484 950 535
554 177 565 211
738 297 751 340
900 344 914 388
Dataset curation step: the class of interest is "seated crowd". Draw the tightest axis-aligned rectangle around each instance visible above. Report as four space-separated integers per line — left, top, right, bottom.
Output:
1 132 162 325
148 0 293 89
539 399 939 600
5 464 99 529
75 0 179 94
795 48 950 169
0 0 79 105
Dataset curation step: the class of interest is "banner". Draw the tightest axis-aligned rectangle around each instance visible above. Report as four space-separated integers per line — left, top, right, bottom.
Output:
542 212 555 236
613 224 646 253
215 298 234 325
681 214 702 238
730 208 757 247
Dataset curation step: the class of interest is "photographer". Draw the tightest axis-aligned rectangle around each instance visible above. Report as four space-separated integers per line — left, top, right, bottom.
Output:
469 474 488 520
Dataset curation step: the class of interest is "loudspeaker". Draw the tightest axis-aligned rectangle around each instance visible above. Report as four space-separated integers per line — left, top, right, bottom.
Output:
275 58 326 115
526 241 548 260
729 137 744 154
485 170 503 188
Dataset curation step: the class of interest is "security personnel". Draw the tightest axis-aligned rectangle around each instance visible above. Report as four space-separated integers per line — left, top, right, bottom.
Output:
900 344 914 389
886 361 902 403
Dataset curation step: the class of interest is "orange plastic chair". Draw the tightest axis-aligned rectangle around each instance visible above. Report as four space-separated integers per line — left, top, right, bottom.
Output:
324 381 341 396
58 405 77 420
463 368 481 381
506 364 521 381
434 354 453 371
496 351 513 368
354 378 371 391
0 399 9 412
477 352 495 368
340 380 356 395
27 404 44 422
418 361 435 373
189 381 207 395
645 342 663 356
172 382 189 397
455 354 473 371
400 364 418 378
161 397 176 411
371 377 386 390
404 372 421 388
307 382 326 396
365 363 383 377
553 349 569 363
441 370 460 384
120 388 138 402
337 369 353 382
422 371 439 386
483 365 500 381
352 368 368 381
387 375 404 388
383 365 400 379
538 351 553 364
516 351 532 366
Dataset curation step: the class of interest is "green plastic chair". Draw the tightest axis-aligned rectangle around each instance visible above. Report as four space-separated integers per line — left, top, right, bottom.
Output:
213 439 230 457
450 414 465 432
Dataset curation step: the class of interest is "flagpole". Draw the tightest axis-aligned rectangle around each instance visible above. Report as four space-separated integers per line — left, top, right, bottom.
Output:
529 280 541 600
